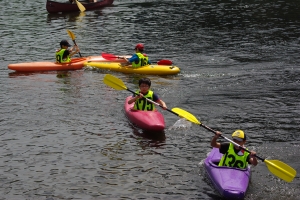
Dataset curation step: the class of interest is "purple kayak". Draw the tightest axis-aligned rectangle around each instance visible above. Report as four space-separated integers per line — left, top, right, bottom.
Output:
204 147 251 199
124 96 165 131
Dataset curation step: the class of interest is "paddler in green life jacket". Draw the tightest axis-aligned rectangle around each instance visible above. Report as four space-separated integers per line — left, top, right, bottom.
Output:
122 43 151 68
127 78 167 111
56 40 79 63
211 130 258 169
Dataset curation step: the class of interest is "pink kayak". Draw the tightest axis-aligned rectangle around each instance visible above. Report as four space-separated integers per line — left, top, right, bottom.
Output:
124 96 165 131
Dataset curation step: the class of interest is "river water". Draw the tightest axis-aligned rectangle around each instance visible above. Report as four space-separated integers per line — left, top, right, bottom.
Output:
1 0 299 199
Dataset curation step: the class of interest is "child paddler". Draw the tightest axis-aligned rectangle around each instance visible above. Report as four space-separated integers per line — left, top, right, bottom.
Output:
211 130 258 168
56 40 80 63
128 78 167 111
122 43 151 67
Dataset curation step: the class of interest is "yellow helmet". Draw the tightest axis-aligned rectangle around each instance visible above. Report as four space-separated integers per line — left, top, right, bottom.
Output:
232 130 246 141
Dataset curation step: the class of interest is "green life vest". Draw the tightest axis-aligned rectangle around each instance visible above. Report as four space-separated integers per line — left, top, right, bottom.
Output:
133 90 155 111
56 49 71 63
131 53 149 68
218 143 250 169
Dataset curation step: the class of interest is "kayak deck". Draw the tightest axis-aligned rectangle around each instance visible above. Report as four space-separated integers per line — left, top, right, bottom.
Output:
84 61 180 75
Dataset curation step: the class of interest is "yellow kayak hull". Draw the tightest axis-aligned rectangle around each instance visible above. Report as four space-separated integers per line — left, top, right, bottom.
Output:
84 61 180 75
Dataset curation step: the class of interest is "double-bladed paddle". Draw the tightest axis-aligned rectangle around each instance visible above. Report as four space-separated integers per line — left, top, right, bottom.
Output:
103 74 180 116
75 0 86 12
171 107 297 183
66 29 82 57
101 53 173 65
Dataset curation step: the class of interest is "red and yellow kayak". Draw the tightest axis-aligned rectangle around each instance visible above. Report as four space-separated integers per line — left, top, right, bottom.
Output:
84 61 180 75
85 53 180 75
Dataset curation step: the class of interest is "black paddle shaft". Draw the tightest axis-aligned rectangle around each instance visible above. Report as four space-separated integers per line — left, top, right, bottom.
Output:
72 40 82 57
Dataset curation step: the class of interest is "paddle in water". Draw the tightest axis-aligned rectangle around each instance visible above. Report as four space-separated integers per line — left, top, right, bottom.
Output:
101 53 173 65
66 29 82 57
171 107 297 183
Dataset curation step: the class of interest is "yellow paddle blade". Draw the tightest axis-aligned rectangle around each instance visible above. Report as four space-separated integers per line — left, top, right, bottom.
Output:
103 74 127 90
171 108 201 125
66 29 75 40
264 159 297 182
75 0 86 12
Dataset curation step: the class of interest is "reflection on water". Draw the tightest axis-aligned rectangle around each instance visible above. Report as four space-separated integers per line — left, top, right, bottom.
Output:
47 12 86 23
56 70 71 78
8 71 58 78
46 9 104 23
131 128 166 148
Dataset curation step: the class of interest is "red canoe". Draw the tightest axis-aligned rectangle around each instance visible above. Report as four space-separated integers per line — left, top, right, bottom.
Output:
46 0 114 13
124 96 165 131
8 58 87 72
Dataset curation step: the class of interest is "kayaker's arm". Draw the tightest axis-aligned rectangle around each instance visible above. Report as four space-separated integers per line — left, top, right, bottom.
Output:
156 99 167 110
120 54 139 67
69 45 80 57
211 131 222 148
119 56 132 67
123 57 129 63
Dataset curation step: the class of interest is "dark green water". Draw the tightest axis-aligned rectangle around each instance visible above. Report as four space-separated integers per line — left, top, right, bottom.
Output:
0 0 299 199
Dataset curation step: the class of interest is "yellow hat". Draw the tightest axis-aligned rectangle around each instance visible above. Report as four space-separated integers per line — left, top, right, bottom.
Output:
232 130 246 141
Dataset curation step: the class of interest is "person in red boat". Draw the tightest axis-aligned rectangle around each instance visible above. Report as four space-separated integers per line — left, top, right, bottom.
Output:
211 129 258 169
55 40 79 63
128 78 167 111
122 43 151 68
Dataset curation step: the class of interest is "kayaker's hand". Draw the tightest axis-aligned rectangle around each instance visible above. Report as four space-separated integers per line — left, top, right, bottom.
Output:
162 105 167 110
119 56 131 66
137 93 143 99
120 63 127 67
249 151 258 166
120 62 131 67
214 131 222 138
211 131 221 148
134 93 143 101
250 151 256 158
